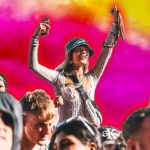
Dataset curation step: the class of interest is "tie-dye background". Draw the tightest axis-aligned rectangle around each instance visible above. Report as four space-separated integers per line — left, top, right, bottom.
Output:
0 0 150 128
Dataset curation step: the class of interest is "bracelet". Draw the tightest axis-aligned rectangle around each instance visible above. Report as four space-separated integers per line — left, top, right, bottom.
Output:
102 41 114 48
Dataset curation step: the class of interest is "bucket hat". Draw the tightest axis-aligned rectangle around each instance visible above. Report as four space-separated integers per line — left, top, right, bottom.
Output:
65 38 94 57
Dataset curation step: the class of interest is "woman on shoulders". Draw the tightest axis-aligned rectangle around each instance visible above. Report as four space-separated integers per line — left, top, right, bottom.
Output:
29 6 124 126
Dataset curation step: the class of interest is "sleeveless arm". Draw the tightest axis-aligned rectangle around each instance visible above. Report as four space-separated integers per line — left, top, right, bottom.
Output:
28 36 59 83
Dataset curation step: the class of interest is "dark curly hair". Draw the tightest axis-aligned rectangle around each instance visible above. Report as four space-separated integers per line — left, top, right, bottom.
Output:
123 107 150 141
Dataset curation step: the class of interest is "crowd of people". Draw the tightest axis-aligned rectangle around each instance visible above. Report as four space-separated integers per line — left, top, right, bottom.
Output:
1 79 150 150
0 5 149 150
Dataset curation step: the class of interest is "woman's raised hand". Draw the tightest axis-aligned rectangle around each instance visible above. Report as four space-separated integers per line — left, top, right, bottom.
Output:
33 17 50 37
110 5 124 40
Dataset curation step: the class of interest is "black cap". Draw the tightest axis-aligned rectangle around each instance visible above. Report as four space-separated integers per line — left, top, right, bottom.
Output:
99 126 120 145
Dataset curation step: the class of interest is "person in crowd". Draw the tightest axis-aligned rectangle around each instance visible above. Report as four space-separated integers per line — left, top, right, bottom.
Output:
0 92 23 150
99 126 121 150
113 133 128 150
53 95 64 108
0 73 8 92
122 107 150 150
20 89 58 150
49 116 102 150
29 6 124 126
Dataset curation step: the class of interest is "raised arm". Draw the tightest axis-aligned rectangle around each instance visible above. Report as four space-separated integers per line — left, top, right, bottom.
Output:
90 6 124 80
29 17 59 83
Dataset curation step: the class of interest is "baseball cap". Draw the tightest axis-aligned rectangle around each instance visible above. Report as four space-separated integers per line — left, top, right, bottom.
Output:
99 126 121 145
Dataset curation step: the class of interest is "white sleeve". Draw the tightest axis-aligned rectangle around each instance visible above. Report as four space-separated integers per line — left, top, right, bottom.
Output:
28 37 59 83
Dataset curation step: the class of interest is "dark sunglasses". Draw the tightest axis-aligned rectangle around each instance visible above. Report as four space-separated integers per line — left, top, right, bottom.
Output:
0 111 13 126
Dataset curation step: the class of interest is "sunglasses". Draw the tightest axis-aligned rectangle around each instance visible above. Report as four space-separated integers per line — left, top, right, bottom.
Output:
0 111 13 126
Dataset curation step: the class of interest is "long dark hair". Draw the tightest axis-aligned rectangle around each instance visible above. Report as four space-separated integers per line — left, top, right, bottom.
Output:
55 50 89 77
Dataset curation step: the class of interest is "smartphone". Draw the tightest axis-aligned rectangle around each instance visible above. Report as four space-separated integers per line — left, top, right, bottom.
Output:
41 16 50 23
40 17 50 36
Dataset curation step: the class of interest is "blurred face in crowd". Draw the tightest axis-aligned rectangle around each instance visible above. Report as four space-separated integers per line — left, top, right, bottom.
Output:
53 131 96 150
102 144 115 150
0 111 13 150
0 76 6 92
127 117 150 150
24 113 56 146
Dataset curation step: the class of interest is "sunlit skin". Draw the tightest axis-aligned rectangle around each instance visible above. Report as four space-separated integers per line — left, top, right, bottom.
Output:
127 117 150 150
0 113 13 150
71 46 90 86
53 96 64 108
22 113 56 149
72 46 90 68
0 76 5 92
102 144 115 150
53 132 96 150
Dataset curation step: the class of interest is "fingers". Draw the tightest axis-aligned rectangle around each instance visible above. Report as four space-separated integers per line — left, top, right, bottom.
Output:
39 22 50 36
110 5 125 40
33 16 51 37
33 22 50 36
40 22 50 30
110 5 120 24
54 96 64 107
40 22 50 28
57 96 64 105
110 5 117 15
